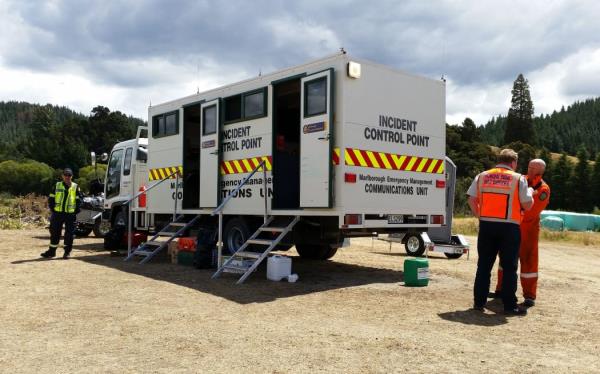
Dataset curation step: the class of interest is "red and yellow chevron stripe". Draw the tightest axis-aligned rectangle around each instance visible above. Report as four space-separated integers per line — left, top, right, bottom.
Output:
148 166 183 181
338 148 444 174
221 156 273 175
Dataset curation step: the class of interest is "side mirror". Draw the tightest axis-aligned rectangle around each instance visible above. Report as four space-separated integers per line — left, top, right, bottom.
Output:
101 153 108 162
136 147 148 162
90 152 96 167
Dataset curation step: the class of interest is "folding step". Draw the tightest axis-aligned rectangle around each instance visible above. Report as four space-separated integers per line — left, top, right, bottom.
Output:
146 240 167 246
212 215 300 284
170 222 187 227
133 250 154 256
246 239 273 246
235 251 262 259
158 231 177 236
258 227 285 232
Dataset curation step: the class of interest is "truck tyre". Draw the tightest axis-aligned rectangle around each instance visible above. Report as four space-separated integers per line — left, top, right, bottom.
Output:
93 218 110 238
444 253 463 259
74 227 92 237
404 233 426 257
223 217 250 255
295 244 338 260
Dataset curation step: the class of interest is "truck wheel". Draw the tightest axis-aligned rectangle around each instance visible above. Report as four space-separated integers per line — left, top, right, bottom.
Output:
444 253 463 259
223 217 250 255
93 219 110 238
404 233 425 257
295 244 338 260
74 227 92 237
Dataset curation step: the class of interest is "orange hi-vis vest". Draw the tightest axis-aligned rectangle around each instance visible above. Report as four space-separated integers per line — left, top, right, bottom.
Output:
477 167 523 225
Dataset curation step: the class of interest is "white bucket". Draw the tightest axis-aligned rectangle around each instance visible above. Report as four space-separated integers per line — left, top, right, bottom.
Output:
267 255 292 281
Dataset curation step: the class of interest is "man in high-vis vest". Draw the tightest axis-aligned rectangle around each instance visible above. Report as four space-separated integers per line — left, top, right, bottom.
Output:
41 168 81 259
494 159 550 307
467 149 534 315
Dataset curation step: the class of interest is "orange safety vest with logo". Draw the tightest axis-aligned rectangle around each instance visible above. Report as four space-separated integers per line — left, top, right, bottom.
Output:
51 181 79 213
477 167 523 225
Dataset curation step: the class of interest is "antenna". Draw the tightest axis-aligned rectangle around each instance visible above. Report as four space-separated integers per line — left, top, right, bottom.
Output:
259 68 262 77
340 47 346 54
196 61 200 94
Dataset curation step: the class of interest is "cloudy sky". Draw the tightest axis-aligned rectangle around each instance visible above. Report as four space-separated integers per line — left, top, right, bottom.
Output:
1 0 599 126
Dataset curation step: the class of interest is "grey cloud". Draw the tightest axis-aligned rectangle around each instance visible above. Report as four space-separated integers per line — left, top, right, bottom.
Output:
4 0 600 90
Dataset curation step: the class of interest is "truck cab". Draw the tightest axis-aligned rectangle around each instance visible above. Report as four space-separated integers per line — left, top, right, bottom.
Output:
103 127 148 227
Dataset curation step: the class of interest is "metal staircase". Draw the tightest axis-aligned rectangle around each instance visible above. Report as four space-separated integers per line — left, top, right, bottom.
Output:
124 215 202 264
212 215 300 284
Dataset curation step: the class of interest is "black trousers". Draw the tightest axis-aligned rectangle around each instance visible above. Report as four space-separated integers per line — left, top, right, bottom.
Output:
474 220 520 310
49 212 76 253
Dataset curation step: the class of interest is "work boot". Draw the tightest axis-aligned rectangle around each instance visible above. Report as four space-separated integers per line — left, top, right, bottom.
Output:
63 249 72 259
504 306 527 316
472 304 485 312
40 249 56 258
523 298 535 308
488 291 502 299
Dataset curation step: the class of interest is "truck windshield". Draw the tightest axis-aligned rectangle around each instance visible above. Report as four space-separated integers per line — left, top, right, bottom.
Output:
106 149 124 198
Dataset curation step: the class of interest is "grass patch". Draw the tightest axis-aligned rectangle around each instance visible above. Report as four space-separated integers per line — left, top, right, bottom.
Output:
453 217 600 246
0 193 48 229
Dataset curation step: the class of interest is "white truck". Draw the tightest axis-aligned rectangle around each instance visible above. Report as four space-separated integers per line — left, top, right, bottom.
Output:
103 52 448 275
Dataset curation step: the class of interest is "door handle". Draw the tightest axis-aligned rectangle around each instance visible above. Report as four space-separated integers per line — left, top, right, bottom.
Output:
210 151 219 155
318 134 330 141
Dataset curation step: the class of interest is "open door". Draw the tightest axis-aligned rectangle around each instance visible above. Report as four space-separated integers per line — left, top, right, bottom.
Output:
300 69 333 208
199 99 220 208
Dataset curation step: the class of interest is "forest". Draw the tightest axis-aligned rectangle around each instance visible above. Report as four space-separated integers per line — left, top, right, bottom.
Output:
1 76 600 215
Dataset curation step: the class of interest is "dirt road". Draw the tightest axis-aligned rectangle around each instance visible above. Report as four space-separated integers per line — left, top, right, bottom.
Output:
1 229 599 373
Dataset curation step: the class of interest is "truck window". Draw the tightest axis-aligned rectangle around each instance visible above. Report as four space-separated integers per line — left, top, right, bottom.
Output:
123 147 133 176
203 105 217 135
243 90 265 118
304 77 327 117
106 149 124 198
224 94 242 122
152 111 179 138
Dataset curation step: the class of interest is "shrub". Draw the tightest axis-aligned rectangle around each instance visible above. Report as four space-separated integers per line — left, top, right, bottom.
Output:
0 159 55 195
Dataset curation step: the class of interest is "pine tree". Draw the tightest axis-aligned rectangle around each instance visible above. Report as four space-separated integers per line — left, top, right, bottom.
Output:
549 153 571 210
538 148 553 186
460 117 480 143
503 74 535 145
570 147 591 212
591 153 600 210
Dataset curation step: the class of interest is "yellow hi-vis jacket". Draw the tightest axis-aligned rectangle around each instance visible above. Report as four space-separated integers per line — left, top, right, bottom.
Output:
50 181 79 213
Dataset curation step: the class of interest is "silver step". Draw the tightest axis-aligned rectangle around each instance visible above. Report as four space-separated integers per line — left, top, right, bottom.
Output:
158 231 177 236
146 240 167 246
258 227 285 232
170 222 187 227
133 250 154 256
246 239 273 245
235 251 262 259
212 215 300 284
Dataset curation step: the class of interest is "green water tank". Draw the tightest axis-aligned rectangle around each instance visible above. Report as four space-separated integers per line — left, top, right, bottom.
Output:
404 257 429 287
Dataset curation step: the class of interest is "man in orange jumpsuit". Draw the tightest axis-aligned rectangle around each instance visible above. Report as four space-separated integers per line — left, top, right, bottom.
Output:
494 159 550 307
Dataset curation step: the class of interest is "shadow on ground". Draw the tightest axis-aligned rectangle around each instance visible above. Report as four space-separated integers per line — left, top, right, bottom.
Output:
48 241 406 304
438 299 509 326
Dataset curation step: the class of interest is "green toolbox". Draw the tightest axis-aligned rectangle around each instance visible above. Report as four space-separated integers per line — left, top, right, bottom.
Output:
404 257 429 287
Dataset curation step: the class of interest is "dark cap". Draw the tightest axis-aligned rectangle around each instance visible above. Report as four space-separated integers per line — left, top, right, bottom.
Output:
63 168 73 176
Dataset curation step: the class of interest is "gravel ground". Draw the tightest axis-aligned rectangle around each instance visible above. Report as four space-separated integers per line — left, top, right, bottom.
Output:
1 229 599 373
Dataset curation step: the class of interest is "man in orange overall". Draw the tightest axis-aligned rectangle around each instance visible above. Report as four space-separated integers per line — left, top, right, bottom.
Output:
494 159 550 308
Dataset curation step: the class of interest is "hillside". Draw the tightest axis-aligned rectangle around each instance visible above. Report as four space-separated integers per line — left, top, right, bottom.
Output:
481 97 600 155
0 101 145 172
0 101 87 153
